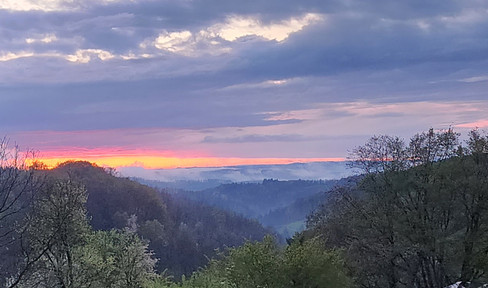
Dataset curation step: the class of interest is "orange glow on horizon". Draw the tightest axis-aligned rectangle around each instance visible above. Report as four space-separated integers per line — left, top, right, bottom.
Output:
30 149 344 169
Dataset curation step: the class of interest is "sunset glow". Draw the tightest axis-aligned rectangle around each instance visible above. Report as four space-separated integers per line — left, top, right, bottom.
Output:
32 149 344 169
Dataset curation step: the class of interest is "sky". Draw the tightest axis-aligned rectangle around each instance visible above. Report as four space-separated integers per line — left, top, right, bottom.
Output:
1 0 488 169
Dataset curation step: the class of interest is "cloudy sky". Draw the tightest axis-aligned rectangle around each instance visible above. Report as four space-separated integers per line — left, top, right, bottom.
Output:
1 0 488 169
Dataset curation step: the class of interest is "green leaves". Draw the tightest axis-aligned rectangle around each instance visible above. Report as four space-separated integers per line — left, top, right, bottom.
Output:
22 180 90 288
222 235 282 288
79 229 158 288
174 235 352 288
283 237 351 288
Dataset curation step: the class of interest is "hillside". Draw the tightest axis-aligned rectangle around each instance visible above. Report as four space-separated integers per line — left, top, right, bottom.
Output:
162 178 357 238
258 192 324 238
51 161 272 277
174 179 338 219
256 176 362 237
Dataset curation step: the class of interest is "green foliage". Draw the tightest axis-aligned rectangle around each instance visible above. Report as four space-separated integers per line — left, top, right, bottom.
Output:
221 235 283 287
178 265 231 288
79 229 158 288
15 179 159 288
143 275 174 288
169 235 352 288
283 237 352 288
22 180 90 288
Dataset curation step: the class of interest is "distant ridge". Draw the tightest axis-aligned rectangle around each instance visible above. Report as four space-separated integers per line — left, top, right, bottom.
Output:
120 161 354 189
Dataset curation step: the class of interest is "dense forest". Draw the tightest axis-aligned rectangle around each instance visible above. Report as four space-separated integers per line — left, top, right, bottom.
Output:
1 128 487 288
170 179 342 237
170 179 338 218
258 176 361 237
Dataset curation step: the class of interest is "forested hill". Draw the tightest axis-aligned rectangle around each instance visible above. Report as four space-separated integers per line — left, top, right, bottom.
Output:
168 178 360 237
174 179 340 219
50 161 272 276
258 176 361 237
303 129 488 287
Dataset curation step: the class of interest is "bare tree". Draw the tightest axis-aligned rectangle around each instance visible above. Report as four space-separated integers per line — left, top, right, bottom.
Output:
0 137 45 287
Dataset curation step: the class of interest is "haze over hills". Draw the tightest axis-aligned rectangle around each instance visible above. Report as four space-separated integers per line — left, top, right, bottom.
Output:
128 161 359 238
120 161 355 190
170 178 358 238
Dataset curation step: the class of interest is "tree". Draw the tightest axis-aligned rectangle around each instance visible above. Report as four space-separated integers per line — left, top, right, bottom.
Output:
283 237 352 287
456 129 488 285
174 235 352 288
13 178 159 288
18 179 90 288
349 134 408 173
79 229 158 288
308 128 488 288
0 138 44 288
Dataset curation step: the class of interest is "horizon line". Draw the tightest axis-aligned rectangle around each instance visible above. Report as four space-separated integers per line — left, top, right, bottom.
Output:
30 155 346 170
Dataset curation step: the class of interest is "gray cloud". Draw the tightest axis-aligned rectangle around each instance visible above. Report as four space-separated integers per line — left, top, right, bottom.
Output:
228 10 488 82
202 134 307 144
2 0 487 84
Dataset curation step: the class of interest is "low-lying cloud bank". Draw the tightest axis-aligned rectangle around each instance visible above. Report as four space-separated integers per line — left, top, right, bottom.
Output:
118 161 354 184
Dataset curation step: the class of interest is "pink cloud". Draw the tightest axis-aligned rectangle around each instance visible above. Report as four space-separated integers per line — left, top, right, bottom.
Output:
455 119 488 128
